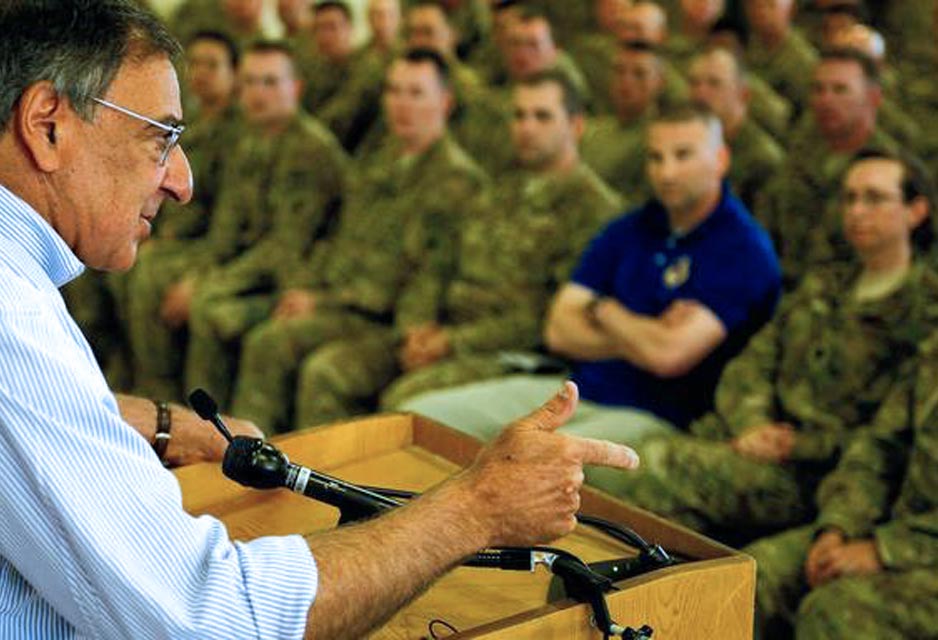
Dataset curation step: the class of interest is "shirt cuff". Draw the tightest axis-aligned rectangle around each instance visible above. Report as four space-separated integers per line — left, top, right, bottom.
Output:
236 534 318 639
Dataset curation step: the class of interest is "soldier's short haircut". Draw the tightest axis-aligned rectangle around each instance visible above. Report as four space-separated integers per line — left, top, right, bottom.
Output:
0 0 180 133
188 30 240 69
244 40 299 77
650 103 725 149
818 1 865 20
619 39 662 57
849 148 937 252
516 69 585 117
709 17 748 48
696 45 749 86
517 6 552 26
618 40 664 72
398 47 452 90
314 0 353 21
493 0 522 13
819 47 881 85
410 0 451 17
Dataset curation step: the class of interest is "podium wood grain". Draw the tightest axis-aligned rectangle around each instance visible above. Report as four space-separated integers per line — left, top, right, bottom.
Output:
175 413 755 639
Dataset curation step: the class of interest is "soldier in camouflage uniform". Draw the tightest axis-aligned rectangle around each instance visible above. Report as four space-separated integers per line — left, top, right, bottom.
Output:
688 47 785 209
299 2 358 114
402 0 490 60
364 0 402 57
755 49 898 288
127 42 348 403
168 0 266 51
744 0 818 110
705 19 793 140
749 344 938 639
456 7 589 175
666 0 726 70
615 2 691 109
567 0 631 116
580 41 664 202
294 72 622 426
595 152 938 539
228 49 487 433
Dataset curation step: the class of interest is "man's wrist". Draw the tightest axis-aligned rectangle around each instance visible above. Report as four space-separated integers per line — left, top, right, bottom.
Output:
152 400 172 463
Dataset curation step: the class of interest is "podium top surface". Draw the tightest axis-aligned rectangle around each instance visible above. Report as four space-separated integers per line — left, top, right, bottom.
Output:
175 413 754 639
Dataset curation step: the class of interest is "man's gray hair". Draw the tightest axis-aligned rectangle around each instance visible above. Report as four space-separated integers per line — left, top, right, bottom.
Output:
651 103 725 149
0 0 181 132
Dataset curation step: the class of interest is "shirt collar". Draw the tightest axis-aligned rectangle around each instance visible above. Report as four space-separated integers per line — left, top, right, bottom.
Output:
0 183 85 288
647 181 735 245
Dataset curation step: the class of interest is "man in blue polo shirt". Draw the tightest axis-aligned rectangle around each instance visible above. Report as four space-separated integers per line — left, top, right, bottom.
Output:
401 104 781 445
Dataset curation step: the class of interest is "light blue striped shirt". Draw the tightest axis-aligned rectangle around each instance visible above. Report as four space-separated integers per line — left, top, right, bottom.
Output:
0 184 318 639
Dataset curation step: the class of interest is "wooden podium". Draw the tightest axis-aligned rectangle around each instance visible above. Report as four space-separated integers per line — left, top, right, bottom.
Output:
175 413 755 639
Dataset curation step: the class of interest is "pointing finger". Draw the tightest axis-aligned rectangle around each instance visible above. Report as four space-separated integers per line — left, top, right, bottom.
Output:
570 436 640 470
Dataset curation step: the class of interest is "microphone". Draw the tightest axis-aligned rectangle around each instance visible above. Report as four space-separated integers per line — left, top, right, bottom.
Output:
188 388 233 443
187 389 400 524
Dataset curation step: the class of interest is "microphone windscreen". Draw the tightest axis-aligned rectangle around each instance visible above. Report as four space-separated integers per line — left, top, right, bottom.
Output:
222 438 287 490
188 388 218 420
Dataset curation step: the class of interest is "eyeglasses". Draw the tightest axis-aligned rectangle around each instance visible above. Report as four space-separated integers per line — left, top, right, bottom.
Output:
92 97 185 166
840 190 905 209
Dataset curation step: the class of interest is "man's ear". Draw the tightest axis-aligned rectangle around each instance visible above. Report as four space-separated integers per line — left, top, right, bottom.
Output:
14 81 76 172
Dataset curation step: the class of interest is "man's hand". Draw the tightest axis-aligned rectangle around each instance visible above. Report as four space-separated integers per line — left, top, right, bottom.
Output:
399 324 451 371
160 277 196 329
164 410 265 467
805 529 845 588
116 395 264 467
460 381 641 547
807 531 882 588
732 423 796 463
273 289 319 321
660 300 698 326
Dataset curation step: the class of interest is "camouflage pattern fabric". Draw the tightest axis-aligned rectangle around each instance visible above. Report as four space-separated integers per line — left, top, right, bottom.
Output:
229 135 487 432
294 162 622 426
591 263 938 535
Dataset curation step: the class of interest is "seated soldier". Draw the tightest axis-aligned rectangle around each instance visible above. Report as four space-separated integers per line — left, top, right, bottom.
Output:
580 40 665 201
364 0 402 58
615 0 691 108
228 49 487 434
459 6 591 174
293 71 622 427
757 47 899 288
128 41 348 403
602 150 938 541
743 0 819 110
750 299 938 638
705 18 793 140
826 23 924 157
688 46 785 209
567 0 633 115
399 105 780 447
667 0 727 70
